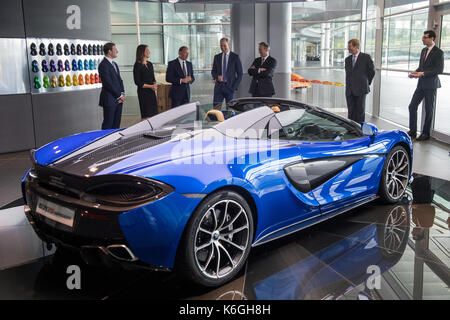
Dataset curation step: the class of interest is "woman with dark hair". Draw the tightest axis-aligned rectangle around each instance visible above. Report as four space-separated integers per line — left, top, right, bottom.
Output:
133 44 158 120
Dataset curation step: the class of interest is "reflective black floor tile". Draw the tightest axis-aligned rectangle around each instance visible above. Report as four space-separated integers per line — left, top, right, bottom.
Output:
0 172 448 300
244 240 356 300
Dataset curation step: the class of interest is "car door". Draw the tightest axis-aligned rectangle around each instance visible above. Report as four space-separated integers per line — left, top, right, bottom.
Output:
277 108 387 215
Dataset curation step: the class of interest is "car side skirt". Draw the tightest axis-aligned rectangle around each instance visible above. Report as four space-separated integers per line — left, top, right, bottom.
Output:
252 194 378 247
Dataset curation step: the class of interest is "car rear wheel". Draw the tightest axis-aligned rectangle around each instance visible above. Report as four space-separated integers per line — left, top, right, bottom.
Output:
379 145 410 203
177 190 254 287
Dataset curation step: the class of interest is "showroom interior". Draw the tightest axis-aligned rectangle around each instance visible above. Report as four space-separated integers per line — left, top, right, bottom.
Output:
0 0 449 300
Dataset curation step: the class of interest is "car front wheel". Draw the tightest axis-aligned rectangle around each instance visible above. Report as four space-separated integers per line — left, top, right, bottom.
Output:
177 190 254 287
379 145 410 203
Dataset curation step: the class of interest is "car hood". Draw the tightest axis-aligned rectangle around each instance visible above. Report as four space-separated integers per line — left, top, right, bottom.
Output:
42 128 289 177
36 105 278 177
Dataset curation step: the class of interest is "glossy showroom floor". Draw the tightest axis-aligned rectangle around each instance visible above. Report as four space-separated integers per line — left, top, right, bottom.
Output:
0 125 449 299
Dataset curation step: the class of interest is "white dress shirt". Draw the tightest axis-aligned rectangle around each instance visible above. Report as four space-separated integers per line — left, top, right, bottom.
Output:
178 57 189 84
222 51 230 71
352 52 360 67
424 44 435 61
258 55 269 73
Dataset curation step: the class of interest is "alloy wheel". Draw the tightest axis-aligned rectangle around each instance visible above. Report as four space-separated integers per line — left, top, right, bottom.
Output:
194 200 250 279
385 149 410 200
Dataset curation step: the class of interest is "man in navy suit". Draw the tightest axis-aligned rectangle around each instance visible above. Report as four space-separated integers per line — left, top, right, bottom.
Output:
248 42 277 97
166 46 195 108
407 30 444 141
211 38 243 106
345 38 375 124
98 42 125 130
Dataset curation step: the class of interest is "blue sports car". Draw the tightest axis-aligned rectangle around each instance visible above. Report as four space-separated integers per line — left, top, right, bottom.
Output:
22 98 413 286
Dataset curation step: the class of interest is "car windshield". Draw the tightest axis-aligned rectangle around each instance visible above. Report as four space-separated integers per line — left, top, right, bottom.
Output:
161 103 254 129
154 99 361 142
271 108 363 141
275 109 306 127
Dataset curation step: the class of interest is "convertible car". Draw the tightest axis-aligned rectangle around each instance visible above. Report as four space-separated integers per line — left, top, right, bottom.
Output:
22 98 413 286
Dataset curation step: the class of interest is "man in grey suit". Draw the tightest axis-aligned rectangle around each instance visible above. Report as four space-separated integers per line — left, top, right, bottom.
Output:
407 30 444 141
345 39 375 124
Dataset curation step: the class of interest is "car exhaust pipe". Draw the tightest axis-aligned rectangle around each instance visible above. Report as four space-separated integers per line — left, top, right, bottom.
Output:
106 244 138 262
80 244 138 265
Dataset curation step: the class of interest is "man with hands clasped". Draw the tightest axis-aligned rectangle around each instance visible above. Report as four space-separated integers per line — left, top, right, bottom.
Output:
407 30 444 141
166 46 195 108
98 42 126 130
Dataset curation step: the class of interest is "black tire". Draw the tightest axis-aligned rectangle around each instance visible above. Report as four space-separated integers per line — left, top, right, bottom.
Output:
378 145 410 203
176 190 254 287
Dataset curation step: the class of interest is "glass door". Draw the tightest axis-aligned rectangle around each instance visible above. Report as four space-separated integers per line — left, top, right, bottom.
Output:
433 12 450 143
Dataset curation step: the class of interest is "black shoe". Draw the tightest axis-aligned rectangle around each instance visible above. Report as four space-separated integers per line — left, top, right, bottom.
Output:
407 131 417 139
416 133 430 141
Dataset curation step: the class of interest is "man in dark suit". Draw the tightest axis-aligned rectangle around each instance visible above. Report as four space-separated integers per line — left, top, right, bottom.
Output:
345 38 375 124
407 30 444 141
98 42 125 130
211 38 243 106
248 42 277 97
166 46 195 108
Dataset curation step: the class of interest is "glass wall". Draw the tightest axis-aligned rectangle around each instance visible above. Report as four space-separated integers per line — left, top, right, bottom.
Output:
290 0 363 113
382 9 428 70
110 0 450 143
435 13 450 136
380 7 429 127
110 1 230 116
384 0 429 15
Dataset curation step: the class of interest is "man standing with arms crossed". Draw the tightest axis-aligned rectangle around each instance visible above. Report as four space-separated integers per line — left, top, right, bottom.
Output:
248 42 277 97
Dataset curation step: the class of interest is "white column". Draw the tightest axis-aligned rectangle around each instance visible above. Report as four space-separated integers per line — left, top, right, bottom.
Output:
231 3 255 98
321 23 331 67
371 0 384 118
268 2 291 98
231 2 292 98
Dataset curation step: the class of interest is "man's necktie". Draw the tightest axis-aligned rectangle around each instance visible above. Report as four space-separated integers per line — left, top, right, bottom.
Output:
183 61 187 77
113 61 119 74
424 48 431 62
352 55 356 68
222 53 227 82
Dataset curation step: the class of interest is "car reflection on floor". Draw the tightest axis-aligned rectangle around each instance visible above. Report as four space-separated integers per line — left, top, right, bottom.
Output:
0 174 448 300
243 203 411 300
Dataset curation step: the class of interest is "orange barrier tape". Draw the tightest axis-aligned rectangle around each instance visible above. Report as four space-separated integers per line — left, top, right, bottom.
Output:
291 73 345 87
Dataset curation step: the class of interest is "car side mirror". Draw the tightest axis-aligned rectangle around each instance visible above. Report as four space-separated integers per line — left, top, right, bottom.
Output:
361 122 378 136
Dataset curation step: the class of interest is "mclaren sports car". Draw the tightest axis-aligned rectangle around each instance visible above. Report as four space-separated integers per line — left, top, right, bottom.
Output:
22 98 413 286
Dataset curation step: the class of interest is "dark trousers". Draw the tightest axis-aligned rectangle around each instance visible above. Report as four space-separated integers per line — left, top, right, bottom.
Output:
408 86 436 135
171 93 189 108
213 83 235 106
101 103 123 130
346 93 366 124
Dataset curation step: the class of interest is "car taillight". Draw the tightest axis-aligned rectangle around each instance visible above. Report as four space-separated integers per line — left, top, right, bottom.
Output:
82 179 170 207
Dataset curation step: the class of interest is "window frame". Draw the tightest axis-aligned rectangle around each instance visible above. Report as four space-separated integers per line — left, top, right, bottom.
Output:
269 106 365 143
